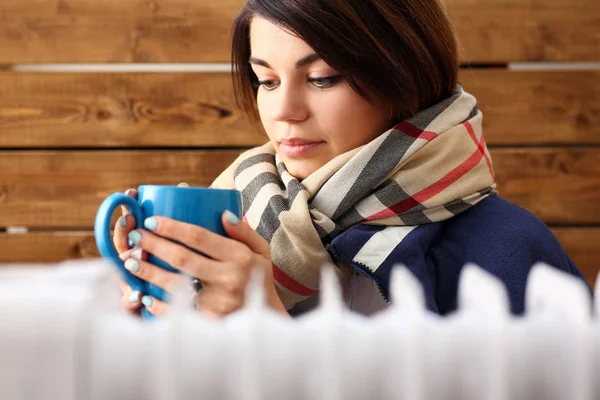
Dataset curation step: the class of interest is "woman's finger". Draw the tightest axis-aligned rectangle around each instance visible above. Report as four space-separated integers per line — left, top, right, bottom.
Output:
123 255 184 293
113 189 138 253
113 214 135 254
118 247 145 262
136 217 246 263
122 291 143 312
116 249 147 305
127 228 222 282
114 219 142 259
117 249 145 313
141 295 169 317
118 280 143 311
120 188 138 216
221 210 270 259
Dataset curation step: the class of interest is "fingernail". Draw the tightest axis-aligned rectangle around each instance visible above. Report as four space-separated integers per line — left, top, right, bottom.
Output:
141 296 153 308
124 258 140 273
177 182 189 188
144 217 158 231
119 216 127 228
225 210 239 225
129 230 142 245
131 248 143 260
125 189 134 196
129 291 141 304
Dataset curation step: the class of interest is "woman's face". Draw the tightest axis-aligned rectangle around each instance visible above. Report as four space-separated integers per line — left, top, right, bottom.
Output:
249 17 392 180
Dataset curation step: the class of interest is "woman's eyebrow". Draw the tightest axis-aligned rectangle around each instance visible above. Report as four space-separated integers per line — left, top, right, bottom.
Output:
249 53 323 69
295 53 322 68
249 57 271 68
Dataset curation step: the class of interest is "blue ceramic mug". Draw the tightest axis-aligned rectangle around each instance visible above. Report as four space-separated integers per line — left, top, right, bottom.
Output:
94 185 242 318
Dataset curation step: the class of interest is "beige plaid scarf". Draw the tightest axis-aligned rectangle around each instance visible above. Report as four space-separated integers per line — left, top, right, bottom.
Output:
211 86 496 309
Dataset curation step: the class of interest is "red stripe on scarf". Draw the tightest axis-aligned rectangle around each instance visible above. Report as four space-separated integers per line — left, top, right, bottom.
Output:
365 132 487 220
272 262 318 297
464 121 495 180
394 121 437 141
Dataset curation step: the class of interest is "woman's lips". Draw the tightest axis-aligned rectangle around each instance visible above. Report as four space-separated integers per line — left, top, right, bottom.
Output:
279 141 324 157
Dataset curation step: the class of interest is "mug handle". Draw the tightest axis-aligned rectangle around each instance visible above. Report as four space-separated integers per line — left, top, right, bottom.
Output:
94 193 146 294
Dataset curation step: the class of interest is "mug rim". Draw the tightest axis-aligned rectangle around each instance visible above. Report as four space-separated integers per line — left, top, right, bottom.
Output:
138 185 238 193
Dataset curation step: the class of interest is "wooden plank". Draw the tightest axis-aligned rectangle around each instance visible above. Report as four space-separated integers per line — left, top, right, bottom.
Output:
0 0 241 15
0 0 244 63
1 70 598 147
551 227 600 288
442 0 600 63
0 232 99 262
0 148 599 228
492 148 600 226
1 228 598 289
0 72 266 148
445 0 600 62
0 150 241 228
459 70 600 146
1 0 598 63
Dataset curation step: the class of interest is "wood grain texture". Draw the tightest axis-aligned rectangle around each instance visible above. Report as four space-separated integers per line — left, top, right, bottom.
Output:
0 0 248 16
1 0 598 63
492 148 600 226
0 232 99 262
1 228 598 288
1 70 598 147
0 150 241 228
0 72 266 148
0 148 598 228
445 0 600 62
459 70 600 146
0 0 244 63
551 227 600 288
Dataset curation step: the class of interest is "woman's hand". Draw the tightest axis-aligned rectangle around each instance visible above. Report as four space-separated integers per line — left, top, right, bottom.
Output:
112 188 146 314
122 211 288 318
117 248 144 315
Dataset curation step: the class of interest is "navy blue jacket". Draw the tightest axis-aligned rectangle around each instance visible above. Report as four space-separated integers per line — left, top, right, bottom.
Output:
328 195 589 315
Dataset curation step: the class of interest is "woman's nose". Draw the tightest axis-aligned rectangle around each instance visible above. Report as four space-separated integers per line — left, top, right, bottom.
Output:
270 85 309 123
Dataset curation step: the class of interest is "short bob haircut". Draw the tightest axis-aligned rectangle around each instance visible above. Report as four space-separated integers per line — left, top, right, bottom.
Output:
231 0 459 123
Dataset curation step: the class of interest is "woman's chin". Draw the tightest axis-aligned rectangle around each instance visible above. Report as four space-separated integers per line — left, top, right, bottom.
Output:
283 160 321 180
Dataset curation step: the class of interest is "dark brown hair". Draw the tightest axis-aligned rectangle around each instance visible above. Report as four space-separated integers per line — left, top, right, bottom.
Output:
232 0 458 122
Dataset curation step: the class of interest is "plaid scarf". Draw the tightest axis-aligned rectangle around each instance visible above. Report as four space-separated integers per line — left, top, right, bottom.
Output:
211 86 496 309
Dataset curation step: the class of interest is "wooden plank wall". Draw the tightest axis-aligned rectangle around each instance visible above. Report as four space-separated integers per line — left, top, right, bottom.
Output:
0 0 599 286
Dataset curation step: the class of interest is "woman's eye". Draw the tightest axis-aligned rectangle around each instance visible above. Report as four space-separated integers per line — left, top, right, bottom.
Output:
309 75 342 89
257 80 279 90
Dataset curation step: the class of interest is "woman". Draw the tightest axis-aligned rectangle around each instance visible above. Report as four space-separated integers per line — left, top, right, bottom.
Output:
114 0 588 317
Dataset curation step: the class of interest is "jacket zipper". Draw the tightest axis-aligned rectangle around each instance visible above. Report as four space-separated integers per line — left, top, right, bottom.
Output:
325 243 438 313
325 243 390 304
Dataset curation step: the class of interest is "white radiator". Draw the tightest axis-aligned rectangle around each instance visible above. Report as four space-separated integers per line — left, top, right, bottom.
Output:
0 259 596 400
